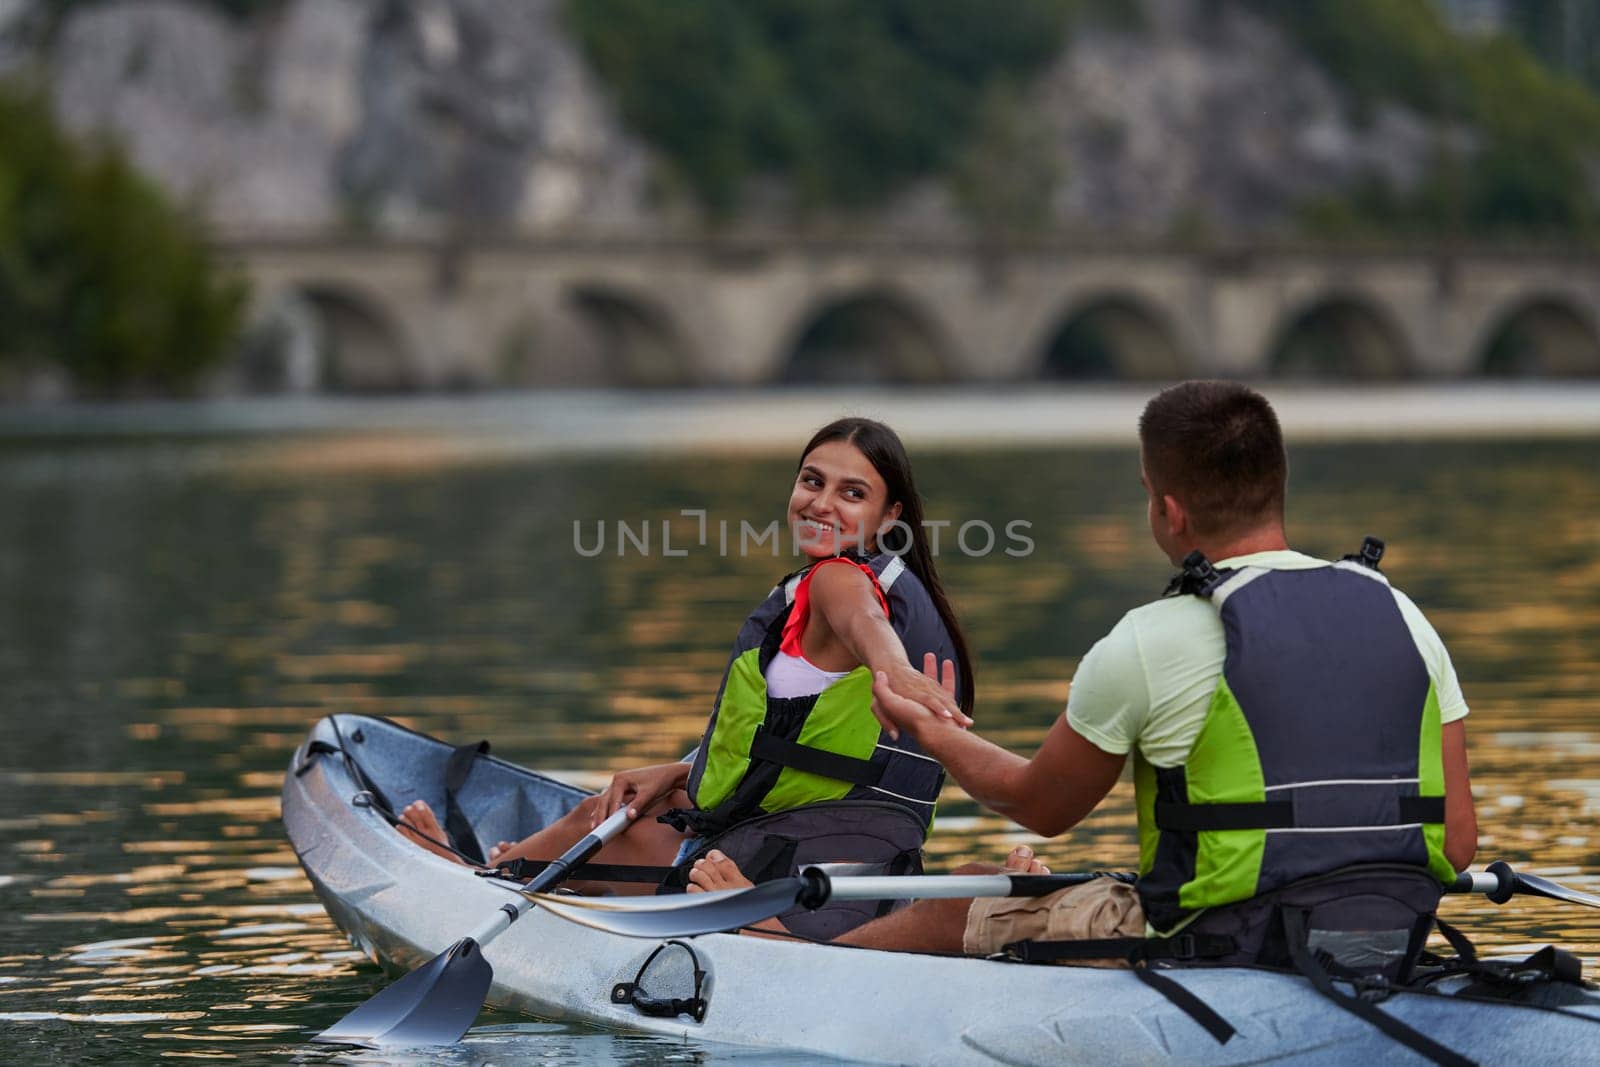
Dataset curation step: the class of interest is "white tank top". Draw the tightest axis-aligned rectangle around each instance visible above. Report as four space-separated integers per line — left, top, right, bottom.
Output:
765 650 850 699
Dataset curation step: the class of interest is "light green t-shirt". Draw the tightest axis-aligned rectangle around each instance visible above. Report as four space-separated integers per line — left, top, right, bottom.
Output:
1066 550 1469 768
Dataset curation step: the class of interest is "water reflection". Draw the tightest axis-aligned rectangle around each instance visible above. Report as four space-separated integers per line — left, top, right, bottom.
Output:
0 433 1596 1062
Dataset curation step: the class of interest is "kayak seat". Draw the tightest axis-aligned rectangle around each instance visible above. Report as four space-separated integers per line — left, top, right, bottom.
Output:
432 743 590 861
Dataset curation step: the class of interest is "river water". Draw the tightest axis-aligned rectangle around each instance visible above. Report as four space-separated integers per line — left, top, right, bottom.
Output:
1 406 1597 1064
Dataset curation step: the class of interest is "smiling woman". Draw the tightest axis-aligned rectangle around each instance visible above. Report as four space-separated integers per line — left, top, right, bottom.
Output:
391 417 976 937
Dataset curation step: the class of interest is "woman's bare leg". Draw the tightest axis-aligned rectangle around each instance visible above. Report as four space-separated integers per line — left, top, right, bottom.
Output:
396 789 695 895
396 800 460 862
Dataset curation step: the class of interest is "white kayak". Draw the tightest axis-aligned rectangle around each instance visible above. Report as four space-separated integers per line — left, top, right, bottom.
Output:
282 714 1600 1065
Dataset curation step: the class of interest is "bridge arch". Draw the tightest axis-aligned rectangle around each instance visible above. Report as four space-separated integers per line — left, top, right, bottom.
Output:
565 285 696 387
1476 295 1600 378
1033 292 1189 380
241 283 418 393
1265 293 1414 381
776 288 958 384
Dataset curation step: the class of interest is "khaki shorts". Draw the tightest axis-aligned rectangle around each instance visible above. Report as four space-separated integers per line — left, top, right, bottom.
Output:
963 877 1145 963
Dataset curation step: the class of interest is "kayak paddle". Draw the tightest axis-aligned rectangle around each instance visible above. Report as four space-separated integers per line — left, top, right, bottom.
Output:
315 805 635 1047
530 861 1600 940
1460 859 1600 909
531 869 1135 939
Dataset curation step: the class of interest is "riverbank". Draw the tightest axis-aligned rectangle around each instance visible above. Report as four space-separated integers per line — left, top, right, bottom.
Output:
1 383 1598 456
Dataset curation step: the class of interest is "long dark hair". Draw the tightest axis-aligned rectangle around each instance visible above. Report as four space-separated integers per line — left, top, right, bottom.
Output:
798 417 976 715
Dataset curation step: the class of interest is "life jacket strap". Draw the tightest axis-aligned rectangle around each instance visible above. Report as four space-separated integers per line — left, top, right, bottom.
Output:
748 723 886 788
1155 795 1444 832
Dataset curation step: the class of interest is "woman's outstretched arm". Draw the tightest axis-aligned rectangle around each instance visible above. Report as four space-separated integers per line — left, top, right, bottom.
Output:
807 561 971 731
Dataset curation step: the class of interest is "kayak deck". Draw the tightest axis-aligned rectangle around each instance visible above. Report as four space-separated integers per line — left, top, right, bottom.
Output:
282 714 1600 1065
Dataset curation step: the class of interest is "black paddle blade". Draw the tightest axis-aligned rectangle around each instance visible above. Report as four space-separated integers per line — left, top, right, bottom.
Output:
314 936 493 1047
533 876 807 939
1514 871 1600 910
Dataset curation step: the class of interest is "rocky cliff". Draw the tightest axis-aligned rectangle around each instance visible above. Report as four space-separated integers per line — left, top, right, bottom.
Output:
2 0 658 231
0 0 1463 236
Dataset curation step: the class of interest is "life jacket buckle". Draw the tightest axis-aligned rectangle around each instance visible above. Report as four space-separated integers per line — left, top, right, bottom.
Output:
1169 551 1226 598
1343 536 1385 570
1168 933 1198 961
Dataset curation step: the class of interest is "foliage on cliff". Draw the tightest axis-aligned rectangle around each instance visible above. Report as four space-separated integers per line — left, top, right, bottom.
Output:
1254 0 1600 236
567 0 1600 237
0 87 247 395
1510 0 1600 95
37 0 282 26
563 0 1088 215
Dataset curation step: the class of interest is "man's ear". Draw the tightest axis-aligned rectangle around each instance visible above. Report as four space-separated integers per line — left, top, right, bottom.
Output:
1162 493 1189 539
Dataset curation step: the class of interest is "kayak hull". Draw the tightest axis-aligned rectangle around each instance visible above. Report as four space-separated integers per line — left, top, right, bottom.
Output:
282 714 1600 1065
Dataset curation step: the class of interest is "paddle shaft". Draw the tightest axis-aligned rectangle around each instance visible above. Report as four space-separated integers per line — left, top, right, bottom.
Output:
801 870 1132 907
1454 870 1502 896
529 858 1600 942
465 806 634 946
805 863 1589 909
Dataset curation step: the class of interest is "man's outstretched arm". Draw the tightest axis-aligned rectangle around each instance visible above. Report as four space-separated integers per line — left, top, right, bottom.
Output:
873 668 1124 837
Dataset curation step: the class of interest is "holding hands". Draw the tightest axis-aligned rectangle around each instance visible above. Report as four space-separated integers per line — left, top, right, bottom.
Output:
871 653 972 741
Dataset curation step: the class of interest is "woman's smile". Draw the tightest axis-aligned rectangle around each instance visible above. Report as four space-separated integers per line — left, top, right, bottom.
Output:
788 439 901 558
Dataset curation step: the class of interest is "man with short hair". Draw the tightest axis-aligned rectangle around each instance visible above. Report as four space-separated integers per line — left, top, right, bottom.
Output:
827 380 1477 956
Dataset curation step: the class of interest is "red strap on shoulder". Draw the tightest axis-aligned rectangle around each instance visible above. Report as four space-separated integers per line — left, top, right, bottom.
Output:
780 557 890 660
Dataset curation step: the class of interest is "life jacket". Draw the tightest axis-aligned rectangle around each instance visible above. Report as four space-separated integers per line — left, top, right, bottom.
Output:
1135 538 1456 935
670 551 955 841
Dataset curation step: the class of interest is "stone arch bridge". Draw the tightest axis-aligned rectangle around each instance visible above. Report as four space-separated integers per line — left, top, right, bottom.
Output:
220 231 1600 392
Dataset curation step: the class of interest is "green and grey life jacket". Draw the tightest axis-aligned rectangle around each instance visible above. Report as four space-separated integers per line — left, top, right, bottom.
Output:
671 551 955 840
1135 540 1457 935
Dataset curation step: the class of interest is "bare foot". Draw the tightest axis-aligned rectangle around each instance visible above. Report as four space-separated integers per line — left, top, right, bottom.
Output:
686 850 754 894
1003 844 1050 875
396 800 467 864
686 850 790 937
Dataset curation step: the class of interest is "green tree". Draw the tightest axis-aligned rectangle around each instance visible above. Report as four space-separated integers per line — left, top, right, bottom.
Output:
949 81 1061 235
0 87 247 396
1255 0 1600 237
1505 0 1600 92
564 0 1076 214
